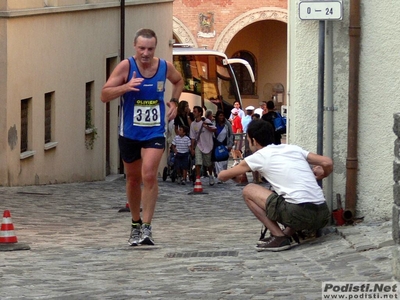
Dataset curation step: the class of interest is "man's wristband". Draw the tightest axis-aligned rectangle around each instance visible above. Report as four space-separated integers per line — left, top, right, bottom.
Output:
170 98 179 104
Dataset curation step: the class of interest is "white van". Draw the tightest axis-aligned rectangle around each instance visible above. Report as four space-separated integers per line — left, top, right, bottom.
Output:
172 45 254 117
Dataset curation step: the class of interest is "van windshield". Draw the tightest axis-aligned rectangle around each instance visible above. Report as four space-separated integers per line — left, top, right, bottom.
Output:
173 54 234 111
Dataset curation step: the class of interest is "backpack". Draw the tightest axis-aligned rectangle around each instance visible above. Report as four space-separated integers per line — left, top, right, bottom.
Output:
211 124 230 162
273 112 286 134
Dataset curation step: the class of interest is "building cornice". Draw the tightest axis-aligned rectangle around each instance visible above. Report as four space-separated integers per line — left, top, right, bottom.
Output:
0 0 172 18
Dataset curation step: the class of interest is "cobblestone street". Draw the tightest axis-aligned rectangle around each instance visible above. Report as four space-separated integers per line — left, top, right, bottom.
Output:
0 175 395 299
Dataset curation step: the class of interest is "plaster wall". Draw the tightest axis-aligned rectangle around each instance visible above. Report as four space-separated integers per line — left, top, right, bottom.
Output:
289 0 399 220
1 1 173 186
0 0 118 10
0 19 6 184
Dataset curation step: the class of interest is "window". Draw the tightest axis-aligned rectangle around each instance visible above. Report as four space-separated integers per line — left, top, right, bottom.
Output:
21 99 29 153
44 92 52 143
85 81 94 130
85 81 97 149
44 92 58 151
230 51 256 96
20 97 36 159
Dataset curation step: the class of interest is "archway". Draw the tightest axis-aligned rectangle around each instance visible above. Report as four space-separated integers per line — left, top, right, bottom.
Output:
173 17 198 46
214 7 287 53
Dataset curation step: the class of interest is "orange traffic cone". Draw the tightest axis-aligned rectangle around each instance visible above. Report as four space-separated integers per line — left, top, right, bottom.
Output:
236 172 249 186
118 202 130 212
188 177 208 194
0 210 17 243
332 194 345 226
0 210 30 251
118 202 143 213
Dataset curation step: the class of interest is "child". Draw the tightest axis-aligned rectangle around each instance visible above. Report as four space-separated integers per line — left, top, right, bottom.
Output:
230 108 243 167
171 126 191 185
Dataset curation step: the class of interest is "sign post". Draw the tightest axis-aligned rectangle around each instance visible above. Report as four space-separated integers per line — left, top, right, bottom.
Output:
299 1 343 20
298 1 343 212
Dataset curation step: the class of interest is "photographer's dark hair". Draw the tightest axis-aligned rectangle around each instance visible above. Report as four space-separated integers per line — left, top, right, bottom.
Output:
247 120 274 147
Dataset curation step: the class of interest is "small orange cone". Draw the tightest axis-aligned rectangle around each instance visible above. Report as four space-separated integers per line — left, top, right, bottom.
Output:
332 194 345 226
0 210 30 251
236 172 249 186
193 178 203 192
0 210 17 243
118 202 130 212
188 177 208 194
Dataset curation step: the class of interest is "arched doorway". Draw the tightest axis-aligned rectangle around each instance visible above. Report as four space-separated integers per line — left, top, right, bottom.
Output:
173 17 198 46
172 8 288 110
227 20 287 106
214 8 287 52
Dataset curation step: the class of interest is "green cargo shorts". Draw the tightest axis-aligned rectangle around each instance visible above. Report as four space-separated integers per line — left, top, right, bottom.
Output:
265 193 330 231
195 146 212 167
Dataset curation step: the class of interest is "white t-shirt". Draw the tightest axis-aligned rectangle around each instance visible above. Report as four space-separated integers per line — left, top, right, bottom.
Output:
190 119 215 154
245 144 326 205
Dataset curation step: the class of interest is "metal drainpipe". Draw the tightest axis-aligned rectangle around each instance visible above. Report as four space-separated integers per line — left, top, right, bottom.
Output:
325 21 334 221
120 0 125 60
119 0 125 175
344 0 361 221
317 21 325 188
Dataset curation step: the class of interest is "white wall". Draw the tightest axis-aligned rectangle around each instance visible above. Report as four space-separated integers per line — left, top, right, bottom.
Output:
288 0 399 220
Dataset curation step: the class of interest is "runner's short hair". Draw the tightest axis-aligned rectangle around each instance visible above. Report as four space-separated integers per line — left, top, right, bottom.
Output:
134 28 157 46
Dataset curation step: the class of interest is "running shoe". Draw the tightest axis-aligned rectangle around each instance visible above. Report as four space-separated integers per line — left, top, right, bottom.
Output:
139 223 155 245
128 223 141 246
209 175 215 186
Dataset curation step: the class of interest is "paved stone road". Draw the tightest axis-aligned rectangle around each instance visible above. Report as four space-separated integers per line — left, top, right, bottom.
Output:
0 175 396 299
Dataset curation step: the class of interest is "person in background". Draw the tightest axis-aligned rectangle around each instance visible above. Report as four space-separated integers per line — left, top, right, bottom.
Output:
242 105 254 134
100 28 183 247
205 109 214 123
174 100 193 136
254 101 267 118
204 109 216 178
171 126 191 185
166 118 176 170
230 108 243 167
242 106 260 183
229 100 245 121
262 100 282 145
213 110 234 183
190 106 217 186
218 119 333 252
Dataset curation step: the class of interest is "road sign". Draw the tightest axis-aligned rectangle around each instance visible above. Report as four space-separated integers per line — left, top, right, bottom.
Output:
299 1 343 20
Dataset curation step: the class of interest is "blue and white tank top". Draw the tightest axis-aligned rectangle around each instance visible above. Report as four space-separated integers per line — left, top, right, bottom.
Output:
119 57 167 141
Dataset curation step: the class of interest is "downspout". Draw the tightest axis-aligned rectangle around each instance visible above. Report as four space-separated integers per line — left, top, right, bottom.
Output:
119 0 125 175
317 21 325 160
325 21 334 220
343 0 361 221
120 0 125 60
